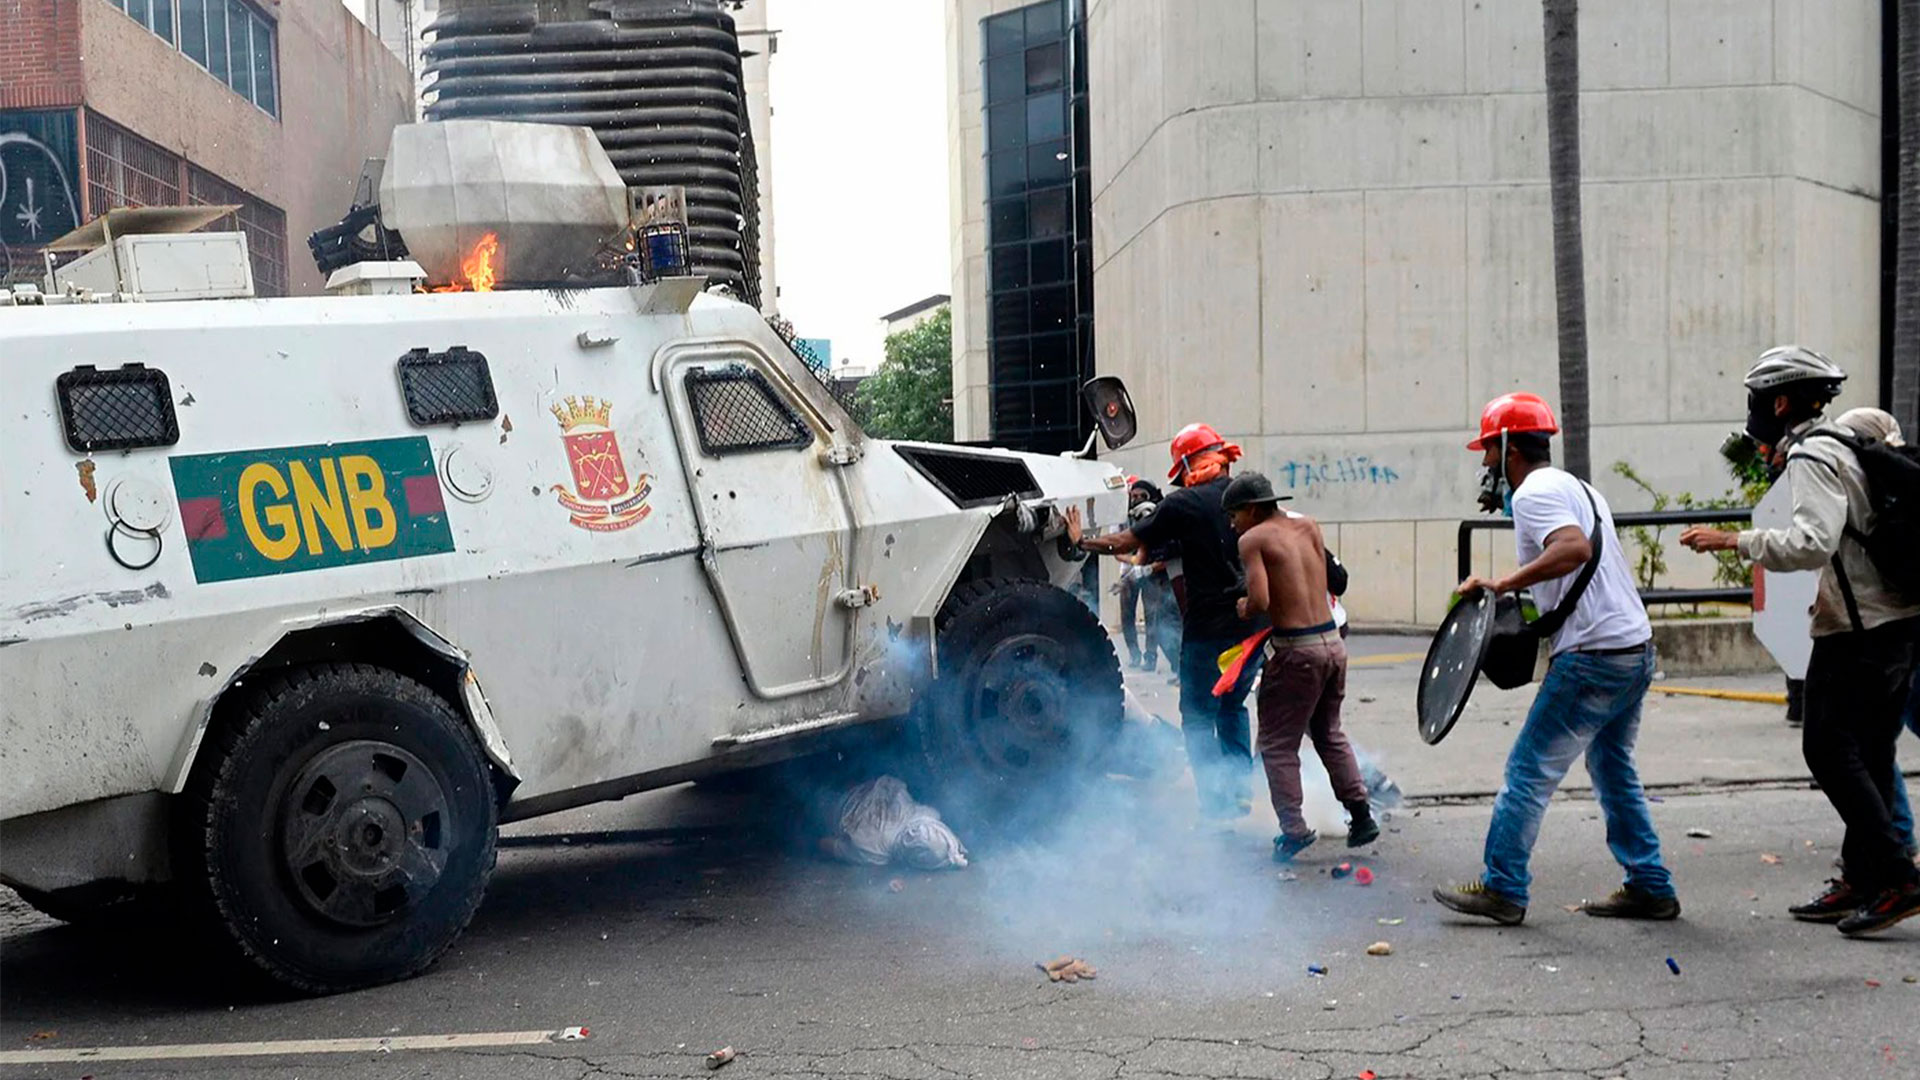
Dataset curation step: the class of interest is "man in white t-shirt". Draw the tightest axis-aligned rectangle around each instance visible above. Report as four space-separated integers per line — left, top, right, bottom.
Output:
1432 393 1677 926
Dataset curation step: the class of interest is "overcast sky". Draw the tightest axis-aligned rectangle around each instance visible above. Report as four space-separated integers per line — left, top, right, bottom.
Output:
766 0 953 371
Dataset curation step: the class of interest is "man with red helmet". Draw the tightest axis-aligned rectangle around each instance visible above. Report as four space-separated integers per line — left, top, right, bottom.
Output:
1066 422 1264 822
1433 393 1676 926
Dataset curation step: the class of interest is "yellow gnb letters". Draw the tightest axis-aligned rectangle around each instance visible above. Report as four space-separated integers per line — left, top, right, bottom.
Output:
339 455 398 550
238 462 300 561
238 456 398 559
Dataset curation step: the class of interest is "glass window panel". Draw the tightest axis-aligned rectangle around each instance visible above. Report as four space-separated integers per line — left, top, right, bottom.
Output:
987 101 1023 154
1025 90 1064 143
251 13 275 114
1025 42 1064 93
984 53 1023 104
993 384 1030 422
179 0 208 65
1029 239 1068 284
989 198 1027 244
1032 381 1079 432
988 150 1026 200
152 0 174 43
1029 332 1074 382
125 0 150 28
206 0 229 85
1025 139 1069 187
224 0 251 95
992 293 1029 339
1029 285 1072 333
1025 0 1064 42
1028 188 1069 238
991 246 1029 291
983 11 1024 58
990 338 1031 385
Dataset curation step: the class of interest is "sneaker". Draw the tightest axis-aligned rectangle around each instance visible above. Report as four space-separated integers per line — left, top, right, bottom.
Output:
1836 882 1920 936
1344 803 1380 848
1273 830 1317 863
1582 886 1681 920
1787 878 1859 922
1432 882 1526 926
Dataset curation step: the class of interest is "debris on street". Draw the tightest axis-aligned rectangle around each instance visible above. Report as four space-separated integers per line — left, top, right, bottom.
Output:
1865 979 1882 988
1666 958 1681 975
1760 853 1783 865
706 1046 737 1070
1331 862 1354 879
818 777 968 870
1307 963 1328 976
1367 942 1393 956
1377 917 1404 926
1277 868 1300 882
1686 828 1713 838
1038 956 1098 983
553 1027 590 1042
1353 866 1375 886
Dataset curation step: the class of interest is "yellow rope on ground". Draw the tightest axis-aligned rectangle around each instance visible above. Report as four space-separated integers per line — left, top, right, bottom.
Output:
1651 685 1788 705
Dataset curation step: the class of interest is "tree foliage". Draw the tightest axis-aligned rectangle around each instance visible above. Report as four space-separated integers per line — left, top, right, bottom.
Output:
857 306 953 442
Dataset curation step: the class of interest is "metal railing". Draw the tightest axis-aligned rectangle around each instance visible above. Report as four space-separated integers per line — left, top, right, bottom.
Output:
1456 507 1757 607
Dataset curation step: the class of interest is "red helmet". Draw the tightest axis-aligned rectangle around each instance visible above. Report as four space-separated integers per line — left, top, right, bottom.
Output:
1468 393 1558 450
1168 422 1227 479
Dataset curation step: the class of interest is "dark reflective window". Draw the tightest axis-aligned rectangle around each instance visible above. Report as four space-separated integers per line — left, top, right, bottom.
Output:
980 0 1092 453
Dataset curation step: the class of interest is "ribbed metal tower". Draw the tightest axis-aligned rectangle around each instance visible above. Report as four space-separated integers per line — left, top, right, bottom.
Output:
423 0 761 306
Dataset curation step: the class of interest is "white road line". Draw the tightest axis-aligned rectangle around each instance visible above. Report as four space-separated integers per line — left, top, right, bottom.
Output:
0 1029 572 1065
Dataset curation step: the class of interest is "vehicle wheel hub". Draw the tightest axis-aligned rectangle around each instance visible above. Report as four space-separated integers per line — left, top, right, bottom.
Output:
280 741 452 927
967 634 1073 772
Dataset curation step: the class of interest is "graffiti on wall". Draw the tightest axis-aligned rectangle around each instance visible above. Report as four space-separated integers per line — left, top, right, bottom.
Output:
0 110 83 283
1274 454 1402 492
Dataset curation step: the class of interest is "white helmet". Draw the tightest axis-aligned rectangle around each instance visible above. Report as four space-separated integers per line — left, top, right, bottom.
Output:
1743 345 1847 393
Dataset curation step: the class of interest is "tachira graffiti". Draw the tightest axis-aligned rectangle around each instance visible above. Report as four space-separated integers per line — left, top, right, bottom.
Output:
1275 454 1402 492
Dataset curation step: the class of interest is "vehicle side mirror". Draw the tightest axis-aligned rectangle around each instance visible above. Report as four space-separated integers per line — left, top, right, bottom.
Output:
1080 376 1137 450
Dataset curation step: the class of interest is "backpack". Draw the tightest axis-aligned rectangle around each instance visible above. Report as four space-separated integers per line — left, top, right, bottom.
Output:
1797 429 1920 609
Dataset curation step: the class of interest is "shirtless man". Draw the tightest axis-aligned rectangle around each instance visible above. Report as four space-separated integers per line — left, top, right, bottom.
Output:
1225 471 1378 862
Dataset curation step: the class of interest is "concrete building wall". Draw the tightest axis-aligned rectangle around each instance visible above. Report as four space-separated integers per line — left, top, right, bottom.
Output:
1056 0 1883 625
78 0 414 294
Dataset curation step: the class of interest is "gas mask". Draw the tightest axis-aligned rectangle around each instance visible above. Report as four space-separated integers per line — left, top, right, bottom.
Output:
1745 390 1787 449
1476 433 1513 516
1129 500 1158 524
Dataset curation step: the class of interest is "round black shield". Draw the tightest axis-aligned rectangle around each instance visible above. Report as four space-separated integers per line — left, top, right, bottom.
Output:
1417 591 1498 745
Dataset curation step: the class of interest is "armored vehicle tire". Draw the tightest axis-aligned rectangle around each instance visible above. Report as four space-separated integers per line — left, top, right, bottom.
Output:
176 663 498 995
923 580 1123 822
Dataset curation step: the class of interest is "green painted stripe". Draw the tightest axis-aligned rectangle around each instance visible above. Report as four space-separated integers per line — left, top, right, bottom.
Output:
169 436 454 583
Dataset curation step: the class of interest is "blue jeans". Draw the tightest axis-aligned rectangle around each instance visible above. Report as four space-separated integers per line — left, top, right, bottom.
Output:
1178 633 1259 819
1886 669 1920 855
1483 644 1673 907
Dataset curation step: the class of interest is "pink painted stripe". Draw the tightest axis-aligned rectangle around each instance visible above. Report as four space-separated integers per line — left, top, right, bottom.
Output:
179 496 227 541
403 474 447 517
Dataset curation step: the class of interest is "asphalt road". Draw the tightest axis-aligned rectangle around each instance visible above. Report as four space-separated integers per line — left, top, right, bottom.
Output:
5 638 1918 1079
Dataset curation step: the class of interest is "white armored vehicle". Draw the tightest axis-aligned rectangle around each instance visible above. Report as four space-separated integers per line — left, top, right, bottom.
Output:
0 122 1134 993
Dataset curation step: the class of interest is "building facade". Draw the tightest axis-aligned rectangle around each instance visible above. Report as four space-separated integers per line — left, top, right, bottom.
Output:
881 292 950 338
946 0 1095 454
2 0 414 296
949 0 1895 625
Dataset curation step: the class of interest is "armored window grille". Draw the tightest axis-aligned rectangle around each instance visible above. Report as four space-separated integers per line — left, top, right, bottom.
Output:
685 366 812 456
893 446 1041 508
397 347 499 426
56 364 180 452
